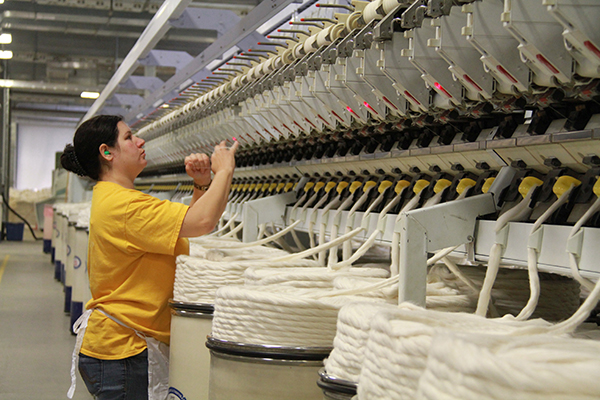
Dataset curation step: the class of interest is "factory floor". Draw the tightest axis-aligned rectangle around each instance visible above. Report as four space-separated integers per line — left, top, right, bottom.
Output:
0 239 91 399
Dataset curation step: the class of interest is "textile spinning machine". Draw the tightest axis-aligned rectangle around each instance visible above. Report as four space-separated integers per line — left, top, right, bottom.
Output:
133 0 600 305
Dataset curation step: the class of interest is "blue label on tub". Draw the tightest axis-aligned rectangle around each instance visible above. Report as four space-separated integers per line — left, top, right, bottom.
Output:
167 387 186 400
74 256 82 269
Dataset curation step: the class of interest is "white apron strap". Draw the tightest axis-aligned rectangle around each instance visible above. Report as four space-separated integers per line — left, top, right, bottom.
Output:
67 309 93 399
96 309 170 400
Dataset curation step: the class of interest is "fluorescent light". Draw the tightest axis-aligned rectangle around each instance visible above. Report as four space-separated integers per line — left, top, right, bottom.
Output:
0 50 12 59
80 91 100 99
0 34 11 44
0 1 5 4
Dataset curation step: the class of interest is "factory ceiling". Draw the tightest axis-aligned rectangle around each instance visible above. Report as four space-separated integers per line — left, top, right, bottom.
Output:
0 0 260 125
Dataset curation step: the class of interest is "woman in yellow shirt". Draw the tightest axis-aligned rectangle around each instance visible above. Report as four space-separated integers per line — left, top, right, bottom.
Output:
61 114 238 400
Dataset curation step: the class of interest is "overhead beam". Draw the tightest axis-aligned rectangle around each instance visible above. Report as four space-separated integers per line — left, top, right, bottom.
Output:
82 0 192 122
124 0 298 123
0 79 103 94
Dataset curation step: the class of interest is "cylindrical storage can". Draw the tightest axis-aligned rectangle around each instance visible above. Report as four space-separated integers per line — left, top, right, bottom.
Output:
64 220 76 314
168 301 214 400
60 212 68 285
206 336 330 400
316 369 357 400
52 208 63 281
70 226 90 330
43 204 53 254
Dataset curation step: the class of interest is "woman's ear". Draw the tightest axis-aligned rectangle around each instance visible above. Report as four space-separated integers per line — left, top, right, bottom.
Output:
99 144 113 161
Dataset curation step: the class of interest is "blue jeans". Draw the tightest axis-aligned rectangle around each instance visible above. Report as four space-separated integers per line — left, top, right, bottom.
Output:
79 350 148 400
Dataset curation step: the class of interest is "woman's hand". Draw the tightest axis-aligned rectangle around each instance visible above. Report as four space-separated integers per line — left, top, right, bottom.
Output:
185 153 211 185
211 139 239 175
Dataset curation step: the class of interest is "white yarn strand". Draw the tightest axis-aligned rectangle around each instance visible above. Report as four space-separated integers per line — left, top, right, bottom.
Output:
517 186 574 320
414 332 600 400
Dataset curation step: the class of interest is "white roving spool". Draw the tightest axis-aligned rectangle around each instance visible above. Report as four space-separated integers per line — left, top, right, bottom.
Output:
414 331 600 400
212 285 391 347
173 256 319 304
243 266 389 289
356 303 556 400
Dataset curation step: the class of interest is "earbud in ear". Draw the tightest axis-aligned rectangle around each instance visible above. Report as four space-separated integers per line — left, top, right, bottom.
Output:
104 150 110 155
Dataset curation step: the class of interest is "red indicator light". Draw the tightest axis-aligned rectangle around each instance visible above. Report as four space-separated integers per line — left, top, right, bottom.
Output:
318 114 331 125
382 96 398 110
404 90 421 105
331 111 344 121
496 65 518 84
255 130 266 140
363 101 379 115
434 82 453 98
584 40 600 59
346 106 361 119
536 54 560 74
463 74 482 91
265 129 275 138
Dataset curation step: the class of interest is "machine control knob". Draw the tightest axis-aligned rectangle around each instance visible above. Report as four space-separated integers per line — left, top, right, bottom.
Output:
451 163 465 172
511 159 528 169
475 161 490 170
583 155 600 166
543 157 562 168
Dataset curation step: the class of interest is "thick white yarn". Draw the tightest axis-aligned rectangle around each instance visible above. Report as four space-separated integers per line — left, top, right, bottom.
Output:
211 285 390 347
243 266 389 289
323 263 558 385
434 264 580 321
330 273 477 312
203 246 289 261
324 302 409 383
573 323 600 341
356 304 555 400
173 256 320 303
414 331 600 400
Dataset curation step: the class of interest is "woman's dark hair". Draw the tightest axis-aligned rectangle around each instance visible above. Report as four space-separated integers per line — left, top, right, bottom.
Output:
61 115 122 181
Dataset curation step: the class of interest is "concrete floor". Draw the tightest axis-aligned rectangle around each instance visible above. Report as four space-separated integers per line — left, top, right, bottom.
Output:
0 239 91 399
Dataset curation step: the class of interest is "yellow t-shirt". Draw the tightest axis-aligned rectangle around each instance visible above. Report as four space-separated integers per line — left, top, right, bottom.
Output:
81 181 189 360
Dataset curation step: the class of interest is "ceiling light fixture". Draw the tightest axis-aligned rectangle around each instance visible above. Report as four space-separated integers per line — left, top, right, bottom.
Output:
0 50 13 59
0 33 11 44
80 91 100 99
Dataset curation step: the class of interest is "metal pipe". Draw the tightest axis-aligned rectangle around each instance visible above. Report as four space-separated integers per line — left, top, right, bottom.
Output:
1 63 10 231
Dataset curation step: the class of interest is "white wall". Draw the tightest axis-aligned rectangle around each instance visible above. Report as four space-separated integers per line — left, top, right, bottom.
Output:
16 123 75 190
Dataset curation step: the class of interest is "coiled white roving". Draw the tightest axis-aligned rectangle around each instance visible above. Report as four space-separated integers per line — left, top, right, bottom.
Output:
356 304 556 400
212 285 391 347
414 331 600 400
173 256 320 304
243 266 389 289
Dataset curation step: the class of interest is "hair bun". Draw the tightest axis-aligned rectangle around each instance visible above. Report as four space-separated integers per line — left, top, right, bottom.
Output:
60 144 88 177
